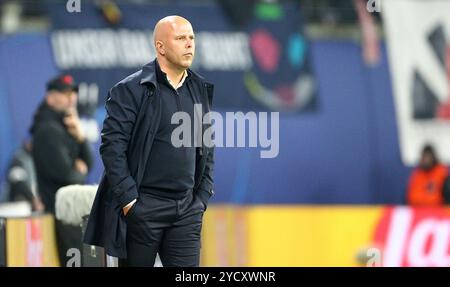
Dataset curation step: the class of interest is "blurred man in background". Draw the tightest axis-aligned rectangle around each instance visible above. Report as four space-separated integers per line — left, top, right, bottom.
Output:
30 74 93 266
407 144 449 206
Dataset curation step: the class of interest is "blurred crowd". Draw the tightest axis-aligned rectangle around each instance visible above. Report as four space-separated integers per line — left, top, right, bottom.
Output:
0 0 380 33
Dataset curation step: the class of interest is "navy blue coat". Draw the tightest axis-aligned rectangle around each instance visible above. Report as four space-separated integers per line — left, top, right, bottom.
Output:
83 60 215 258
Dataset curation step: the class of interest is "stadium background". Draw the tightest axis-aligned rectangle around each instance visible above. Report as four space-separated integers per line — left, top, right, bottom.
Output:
0 0 449 267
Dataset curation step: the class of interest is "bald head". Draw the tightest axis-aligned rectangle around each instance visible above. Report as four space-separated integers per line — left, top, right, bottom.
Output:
153 16 191 45
153 16 195 71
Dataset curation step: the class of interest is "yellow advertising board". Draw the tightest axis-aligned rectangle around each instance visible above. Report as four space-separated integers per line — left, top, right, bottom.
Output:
6 214 60 267
201 206 450 267
3 206 450 267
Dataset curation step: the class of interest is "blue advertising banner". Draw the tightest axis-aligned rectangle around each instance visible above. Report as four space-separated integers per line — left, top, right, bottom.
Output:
0 3 410 205
46 2 317 114
0 33 410 205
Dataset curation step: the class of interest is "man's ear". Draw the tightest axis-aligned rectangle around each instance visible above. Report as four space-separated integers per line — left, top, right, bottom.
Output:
156 41 165 55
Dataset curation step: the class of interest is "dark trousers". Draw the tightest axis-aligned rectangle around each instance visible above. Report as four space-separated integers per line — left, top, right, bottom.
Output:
123 190 205 267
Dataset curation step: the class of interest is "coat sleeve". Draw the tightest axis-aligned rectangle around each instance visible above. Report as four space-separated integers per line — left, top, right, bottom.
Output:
78 140 93 171
196 83 215 208
100 83 139 209
196 146 215 208
33 123 86 185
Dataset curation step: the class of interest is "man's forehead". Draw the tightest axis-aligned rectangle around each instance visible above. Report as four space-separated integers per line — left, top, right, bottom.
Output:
153 16 194 42
170 22 194 33
172 30 195 37
54 92 75 98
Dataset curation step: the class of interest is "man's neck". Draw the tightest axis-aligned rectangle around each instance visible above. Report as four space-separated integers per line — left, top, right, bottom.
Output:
157 58 186 87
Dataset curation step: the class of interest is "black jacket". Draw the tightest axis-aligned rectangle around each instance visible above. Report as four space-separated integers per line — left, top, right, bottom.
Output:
84 60 215 258
30 102 93 213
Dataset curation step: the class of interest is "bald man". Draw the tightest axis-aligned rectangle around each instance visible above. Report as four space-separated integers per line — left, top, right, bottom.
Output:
84 16 215 267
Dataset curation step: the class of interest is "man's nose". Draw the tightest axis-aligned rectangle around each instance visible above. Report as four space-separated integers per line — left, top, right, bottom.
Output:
186 39 193 48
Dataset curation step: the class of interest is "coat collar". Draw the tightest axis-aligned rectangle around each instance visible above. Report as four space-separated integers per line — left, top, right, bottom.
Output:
139 59 158 86
140 58 208 87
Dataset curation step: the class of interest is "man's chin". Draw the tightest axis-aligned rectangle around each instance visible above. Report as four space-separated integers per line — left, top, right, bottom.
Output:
180 59 193 69
181 64 192 69
168 58 192 70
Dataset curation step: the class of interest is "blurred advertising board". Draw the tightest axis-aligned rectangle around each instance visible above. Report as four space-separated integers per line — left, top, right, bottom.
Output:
3 214 59 267
383 0 450 166
202 205 450 267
